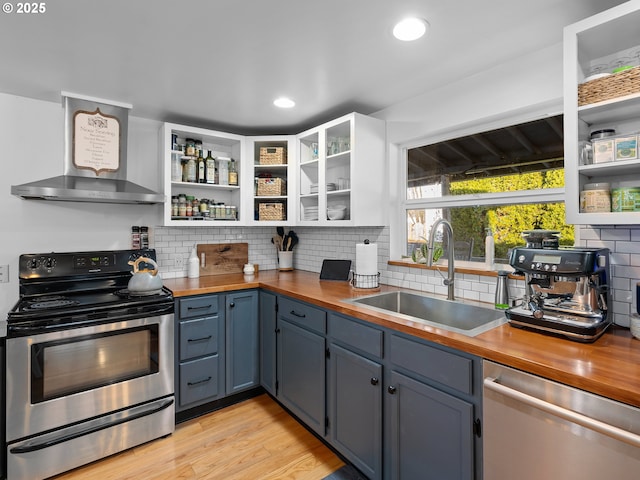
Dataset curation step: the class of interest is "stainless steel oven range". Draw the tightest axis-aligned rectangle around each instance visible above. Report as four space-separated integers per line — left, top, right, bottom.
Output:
5 249 175 480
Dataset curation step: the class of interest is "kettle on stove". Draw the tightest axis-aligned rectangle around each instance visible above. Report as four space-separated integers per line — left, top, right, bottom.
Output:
128 256 163 295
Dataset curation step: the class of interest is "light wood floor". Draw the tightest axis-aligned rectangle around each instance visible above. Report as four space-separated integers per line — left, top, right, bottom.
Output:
52 394 345 480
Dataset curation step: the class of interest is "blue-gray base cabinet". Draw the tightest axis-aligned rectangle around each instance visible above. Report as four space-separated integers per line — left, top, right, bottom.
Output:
175 290 259 414
276 296 327 437
225 290 260 395
176 294 225 412
259 291 277 396
386 332 482 480
260 293 483 480
328 313 383 480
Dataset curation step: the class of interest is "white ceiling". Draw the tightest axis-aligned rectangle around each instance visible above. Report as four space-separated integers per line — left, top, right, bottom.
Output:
0 0 627 134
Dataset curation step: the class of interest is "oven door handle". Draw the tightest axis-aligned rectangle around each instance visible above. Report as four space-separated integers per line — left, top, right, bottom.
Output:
9 398 174 454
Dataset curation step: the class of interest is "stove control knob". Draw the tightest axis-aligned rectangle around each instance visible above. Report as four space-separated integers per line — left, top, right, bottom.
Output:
518 255 525 264
44 258 56 270
544 264 550 271
27 258 39 269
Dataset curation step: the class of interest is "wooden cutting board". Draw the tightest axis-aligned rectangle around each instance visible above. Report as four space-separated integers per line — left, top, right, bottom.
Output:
197 243 248 276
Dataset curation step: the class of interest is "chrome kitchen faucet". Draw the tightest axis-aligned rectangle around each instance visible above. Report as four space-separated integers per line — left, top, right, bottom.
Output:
427 218 455 301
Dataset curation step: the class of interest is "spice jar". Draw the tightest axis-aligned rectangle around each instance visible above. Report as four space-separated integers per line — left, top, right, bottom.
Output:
580 183 610 213
185 196 194 216
200 198 209 217
178 194 187 217
171 196 179 217
185 138 196 157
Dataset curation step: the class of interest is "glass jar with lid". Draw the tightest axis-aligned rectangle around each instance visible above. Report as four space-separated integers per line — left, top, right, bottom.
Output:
580 182 610 213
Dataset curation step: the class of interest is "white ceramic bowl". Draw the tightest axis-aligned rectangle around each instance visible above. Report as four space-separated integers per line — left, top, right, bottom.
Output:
327 205 347 220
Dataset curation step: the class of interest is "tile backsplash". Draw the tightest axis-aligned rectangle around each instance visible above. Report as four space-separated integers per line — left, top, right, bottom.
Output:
153 224 638 328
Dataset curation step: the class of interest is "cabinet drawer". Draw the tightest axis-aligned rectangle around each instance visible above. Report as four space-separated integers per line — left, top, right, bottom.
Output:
179 295 219 319
329 313 383 358
390 334 472 395
279 296 326 334
179 316 219 361
179 355 220 407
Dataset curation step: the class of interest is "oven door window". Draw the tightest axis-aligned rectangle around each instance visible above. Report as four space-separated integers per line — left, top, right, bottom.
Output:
30 325 159 403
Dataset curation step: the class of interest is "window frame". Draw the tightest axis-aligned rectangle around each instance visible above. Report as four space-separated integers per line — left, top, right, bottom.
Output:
393 105 568 262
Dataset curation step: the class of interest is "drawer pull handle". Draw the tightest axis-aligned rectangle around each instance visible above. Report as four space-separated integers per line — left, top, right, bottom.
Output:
187 305 213 311
290 310 306 318
187 335 212 343
187 376 212 387
229 302 235 308
387 385 397 394
370 377 379 386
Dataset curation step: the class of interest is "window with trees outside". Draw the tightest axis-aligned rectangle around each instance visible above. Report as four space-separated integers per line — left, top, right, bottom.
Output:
405 114 574 266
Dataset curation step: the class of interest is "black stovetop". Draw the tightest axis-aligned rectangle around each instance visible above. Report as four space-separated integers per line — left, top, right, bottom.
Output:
6 248 174 335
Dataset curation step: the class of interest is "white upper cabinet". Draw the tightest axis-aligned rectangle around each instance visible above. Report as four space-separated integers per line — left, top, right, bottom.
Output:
564 0 640 224
160 113 386 226
161 123 245 226
247 135 296 225
297 113 386 226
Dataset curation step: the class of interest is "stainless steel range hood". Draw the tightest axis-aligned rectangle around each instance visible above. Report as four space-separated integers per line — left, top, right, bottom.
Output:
11 175 165 204
11 93 164 205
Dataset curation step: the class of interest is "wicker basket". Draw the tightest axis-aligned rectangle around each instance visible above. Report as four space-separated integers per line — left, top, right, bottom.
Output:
258 203 285 221
257 177 286 196
578 66 640 106
259 146 287 165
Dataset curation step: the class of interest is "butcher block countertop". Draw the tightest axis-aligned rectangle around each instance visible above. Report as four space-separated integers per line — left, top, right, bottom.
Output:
164 269 640 409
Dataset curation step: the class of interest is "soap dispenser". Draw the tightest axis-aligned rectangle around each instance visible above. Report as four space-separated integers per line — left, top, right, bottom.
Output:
187 246 200 279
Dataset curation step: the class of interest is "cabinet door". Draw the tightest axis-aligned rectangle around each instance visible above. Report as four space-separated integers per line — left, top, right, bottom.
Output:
225 290 259 395
259 291 277 396
277 318 326 436
329 343 382 480
388 371 474 480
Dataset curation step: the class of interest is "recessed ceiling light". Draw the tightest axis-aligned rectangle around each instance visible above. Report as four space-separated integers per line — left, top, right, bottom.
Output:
273 97 295 108
393 17 429 41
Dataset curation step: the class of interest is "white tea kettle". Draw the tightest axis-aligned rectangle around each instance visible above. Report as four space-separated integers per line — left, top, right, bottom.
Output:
128 256 163 295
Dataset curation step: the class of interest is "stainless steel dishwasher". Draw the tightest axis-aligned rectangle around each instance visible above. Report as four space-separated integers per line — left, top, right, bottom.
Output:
483 360 640 479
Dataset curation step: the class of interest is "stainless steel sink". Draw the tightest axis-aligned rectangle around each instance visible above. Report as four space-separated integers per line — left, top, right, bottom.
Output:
345 291 507 336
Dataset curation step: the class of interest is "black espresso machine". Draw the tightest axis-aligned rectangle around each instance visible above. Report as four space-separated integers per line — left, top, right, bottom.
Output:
506 246 611 342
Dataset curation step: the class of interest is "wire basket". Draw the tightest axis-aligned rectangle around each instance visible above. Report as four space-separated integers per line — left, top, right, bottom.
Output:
351 272 380 290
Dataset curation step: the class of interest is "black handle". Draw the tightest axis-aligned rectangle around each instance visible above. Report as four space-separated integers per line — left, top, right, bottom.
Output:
388 385 397 394
229 302 235 308
370 377 379 386
187 335 212 343
290 310 306 318
187 376 212 387
187 305 213 311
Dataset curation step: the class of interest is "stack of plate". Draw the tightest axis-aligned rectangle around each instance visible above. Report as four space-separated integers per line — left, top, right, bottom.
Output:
303 206 318 221
309 183 338 194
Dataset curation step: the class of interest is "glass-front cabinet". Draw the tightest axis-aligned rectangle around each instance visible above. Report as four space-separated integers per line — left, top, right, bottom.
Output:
161 123 244 226
564 2 640 225
247 136 295 224
297 112 386 226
